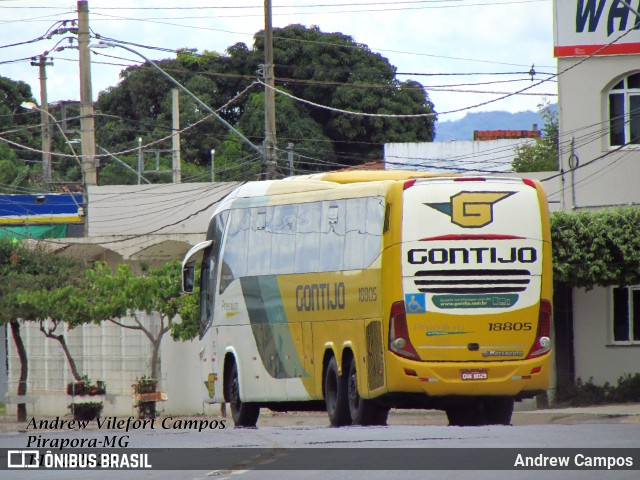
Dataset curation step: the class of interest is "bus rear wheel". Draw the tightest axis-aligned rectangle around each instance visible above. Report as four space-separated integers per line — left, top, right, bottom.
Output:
226 362 260 428
324 356 351 427
483 397 514 425
347 357 389 426
445 402 485 426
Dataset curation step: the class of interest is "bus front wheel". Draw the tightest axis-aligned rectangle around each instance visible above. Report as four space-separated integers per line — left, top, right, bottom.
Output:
324 356 351 427
347 357 389 426
226 362 260 428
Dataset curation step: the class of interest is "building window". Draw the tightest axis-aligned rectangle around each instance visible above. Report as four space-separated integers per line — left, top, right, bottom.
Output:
608 73 640 147
612 287 640 343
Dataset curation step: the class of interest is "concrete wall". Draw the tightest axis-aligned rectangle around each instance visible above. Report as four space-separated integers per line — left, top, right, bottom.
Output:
6 314 206 417
572 287 640 385
384 139 534 174
558 55 640 210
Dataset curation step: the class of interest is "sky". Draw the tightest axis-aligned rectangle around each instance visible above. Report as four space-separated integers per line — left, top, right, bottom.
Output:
0 0 557 122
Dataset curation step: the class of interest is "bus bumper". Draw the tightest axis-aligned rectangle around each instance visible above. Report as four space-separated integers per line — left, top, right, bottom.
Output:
384 353 551 398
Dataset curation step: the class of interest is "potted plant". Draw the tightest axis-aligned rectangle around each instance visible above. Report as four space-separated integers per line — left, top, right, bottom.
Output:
134 376 165 419
69 401 104 421
67 376 106 421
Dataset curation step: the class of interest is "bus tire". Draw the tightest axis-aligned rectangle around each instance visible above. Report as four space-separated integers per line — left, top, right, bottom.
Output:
445 402 485 427
483 397 514 425
347 357 389 426
324 356 351 427
226 362 260 428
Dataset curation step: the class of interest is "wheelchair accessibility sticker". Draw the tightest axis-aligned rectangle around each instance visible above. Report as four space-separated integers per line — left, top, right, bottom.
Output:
405 293 426 314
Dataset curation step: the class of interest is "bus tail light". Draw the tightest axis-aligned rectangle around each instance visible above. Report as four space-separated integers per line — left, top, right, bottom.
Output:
389 301 420 360
526 299 552 359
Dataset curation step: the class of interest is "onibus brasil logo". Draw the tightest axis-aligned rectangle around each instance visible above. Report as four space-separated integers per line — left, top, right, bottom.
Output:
426 191 515 228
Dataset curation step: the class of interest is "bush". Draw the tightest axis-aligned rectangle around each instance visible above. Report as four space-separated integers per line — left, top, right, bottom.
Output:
556 374 640 406
609 373 640 404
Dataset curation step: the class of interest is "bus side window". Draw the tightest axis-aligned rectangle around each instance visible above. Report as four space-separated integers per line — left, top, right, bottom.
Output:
200 210 228 338
364 197 385 267
271 204 298 274
295 201 322 273
220 208 249 293
199 246 213 338
248 208 272 276
320 200 345 272
344 198 367 270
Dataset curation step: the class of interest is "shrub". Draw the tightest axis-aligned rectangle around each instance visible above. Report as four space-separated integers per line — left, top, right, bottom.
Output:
556 374 640 406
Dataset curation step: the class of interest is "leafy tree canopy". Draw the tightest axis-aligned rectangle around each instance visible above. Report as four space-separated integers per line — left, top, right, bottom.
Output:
94 25 436 182
512 102 559 173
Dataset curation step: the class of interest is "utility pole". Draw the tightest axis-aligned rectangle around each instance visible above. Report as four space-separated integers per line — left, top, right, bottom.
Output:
31 55 53 184
77 0 97 187
171 89 181 183
263 0 278 180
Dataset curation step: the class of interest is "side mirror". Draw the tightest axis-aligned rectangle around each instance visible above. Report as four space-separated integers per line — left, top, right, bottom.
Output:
182 263 195 293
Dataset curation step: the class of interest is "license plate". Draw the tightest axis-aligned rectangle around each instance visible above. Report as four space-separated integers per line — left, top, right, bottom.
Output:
461 369 488 381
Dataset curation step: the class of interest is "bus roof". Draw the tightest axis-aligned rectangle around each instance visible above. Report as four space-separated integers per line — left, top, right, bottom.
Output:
297 170 457 184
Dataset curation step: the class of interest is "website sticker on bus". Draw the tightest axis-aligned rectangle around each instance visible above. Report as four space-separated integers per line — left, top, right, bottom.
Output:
405 293 426 314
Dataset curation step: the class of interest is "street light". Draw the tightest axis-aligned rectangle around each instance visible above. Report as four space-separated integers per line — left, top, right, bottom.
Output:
20 101 83 178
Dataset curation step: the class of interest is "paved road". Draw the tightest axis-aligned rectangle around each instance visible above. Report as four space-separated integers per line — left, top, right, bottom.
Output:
1 405 639 480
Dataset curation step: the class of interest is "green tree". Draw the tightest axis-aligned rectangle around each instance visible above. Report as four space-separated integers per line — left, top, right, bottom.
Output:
0 76 40 189
0 238 84 420
237 91 334 176
95 25 436 180
0 143 30 193
87 261 197 380
18 285 92 381
512 102 559 172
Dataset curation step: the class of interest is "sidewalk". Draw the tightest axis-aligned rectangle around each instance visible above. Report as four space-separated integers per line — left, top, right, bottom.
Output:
1 404 639 431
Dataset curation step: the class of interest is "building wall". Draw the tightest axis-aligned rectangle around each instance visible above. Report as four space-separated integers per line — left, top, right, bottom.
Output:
6 314 206 417
572 287 640 384
384 139 534 174
557 55 640 210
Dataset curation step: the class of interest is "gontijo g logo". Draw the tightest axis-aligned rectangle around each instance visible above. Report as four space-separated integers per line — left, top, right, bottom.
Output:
426 191 515 228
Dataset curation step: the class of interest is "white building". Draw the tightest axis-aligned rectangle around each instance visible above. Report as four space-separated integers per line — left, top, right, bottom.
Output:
384 138 534 174
553 0 640 386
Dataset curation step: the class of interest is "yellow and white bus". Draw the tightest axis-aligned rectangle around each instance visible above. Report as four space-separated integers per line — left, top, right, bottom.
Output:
182 170 553 427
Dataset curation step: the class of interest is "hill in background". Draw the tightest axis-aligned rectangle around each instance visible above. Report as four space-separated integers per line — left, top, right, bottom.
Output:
434 104 557 142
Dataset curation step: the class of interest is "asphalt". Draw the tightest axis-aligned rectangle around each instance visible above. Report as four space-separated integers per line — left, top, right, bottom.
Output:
1 404 639 431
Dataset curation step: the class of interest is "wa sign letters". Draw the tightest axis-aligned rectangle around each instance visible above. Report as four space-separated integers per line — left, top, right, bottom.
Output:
555 0 640 57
